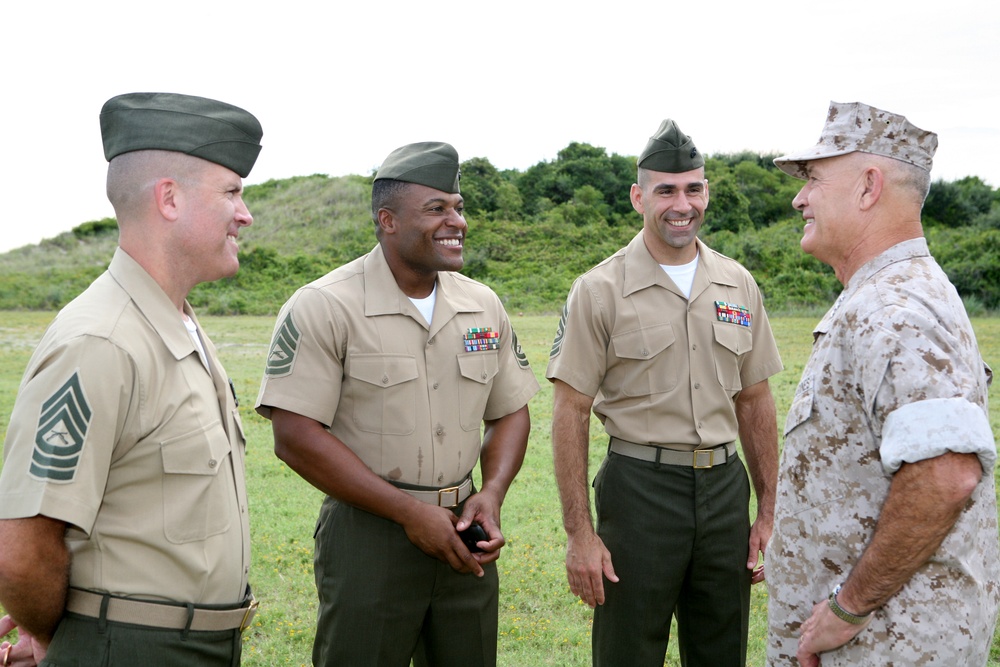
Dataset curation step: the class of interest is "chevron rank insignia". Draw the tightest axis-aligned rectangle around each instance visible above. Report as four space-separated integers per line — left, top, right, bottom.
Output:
512 329 530 369
266 312 301 377
550 302 568 358
31 372 92 482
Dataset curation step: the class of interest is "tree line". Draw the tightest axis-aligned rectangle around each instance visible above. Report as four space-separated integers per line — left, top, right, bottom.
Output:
1 143 997 314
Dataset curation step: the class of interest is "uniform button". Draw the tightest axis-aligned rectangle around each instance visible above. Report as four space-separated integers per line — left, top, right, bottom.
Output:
428 338 435 346
433 382 439 389
436 427 444 435
382 375 389 384
692 344 698 351
697 421 704 429
694 383 700 390
208 459 217 468
481 372 488 379
641 349 649 357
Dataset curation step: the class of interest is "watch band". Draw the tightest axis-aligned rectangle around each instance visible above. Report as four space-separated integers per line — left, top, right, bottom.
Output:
828 583 871 624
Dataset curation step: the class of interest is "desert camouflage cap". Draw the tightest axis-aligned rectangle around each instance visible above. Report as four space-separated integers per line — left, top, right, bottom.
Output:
374 142 461 194
100 92 263 178
774 101 938 179
637 119 705 173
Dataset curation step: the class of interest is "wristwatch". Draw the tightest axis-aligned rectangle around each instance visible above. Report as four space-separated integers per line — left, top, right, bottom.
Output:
828 583 871 624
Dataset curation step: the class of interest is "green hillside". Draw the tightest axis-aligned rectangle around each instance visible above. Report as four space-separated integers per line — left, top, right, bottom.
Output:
1 145 998 315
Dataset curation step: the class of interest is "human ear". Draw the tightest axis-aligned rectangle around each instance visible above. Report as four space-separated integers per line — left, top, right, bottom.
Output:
859 167 883 211
376 207 396 236
154 178 181 222
629 183 644 214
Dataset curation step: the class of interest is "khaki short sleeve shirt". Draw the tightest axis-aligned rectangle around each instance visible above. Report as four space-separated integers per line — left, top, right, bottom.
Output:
0 249 250 604
767 239 1000 666
546 233 782 448
256 245 539 487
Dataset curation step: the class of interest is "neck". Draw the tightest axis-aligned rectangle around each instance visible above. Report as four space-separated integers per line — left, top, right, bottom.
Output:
835 224 923 285
643 231 699 266
118 242 192 313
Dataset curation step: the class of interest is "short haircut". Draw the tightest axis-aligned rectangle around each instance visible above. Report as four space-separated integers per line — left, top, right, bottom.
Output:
106 150 207 220
870 154 932 205
371 178 411 238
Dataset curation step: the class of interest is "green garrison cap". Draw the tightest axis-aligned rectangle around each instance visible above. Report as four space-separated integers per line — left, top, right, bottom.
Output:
374 141 461 193
774 101 938 179
100 92 263 178
638 119 705 173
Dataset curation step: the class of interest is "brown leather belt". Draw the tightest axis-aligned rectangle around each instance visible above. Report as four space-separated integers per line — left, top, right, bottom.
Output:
392 476 473 507
610 437 736 469
66 588 258 632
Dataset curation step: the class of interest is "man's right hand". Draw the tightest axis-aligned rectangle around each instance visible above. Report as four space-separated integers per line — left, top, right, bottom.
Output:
565 530 619 608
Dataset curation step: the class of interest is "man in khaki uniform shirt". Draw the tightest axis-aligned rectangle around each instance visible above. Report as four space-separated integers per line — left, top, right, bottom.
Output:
0 93 261 667
256 142 539 667
767 102 999 666
548 119 783 667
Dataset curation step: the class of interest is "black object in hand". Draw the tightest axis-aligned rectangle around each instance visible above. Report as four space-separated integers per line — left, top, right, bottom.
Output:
458 523 488 552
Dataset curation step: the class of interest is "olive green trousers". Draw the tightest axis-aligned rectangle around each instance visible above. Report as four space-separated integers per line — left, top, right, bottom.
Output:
592 447 752 667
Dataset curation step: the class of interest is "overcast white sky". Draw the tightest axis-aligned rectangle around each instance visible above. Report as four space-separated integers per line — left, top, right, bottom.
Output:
2 0 998 253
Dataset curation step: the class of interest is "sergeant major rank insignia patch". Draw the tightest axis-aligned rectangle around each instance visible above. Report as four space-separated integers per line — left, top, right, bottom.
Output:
31 371 92 482
266 312 301 377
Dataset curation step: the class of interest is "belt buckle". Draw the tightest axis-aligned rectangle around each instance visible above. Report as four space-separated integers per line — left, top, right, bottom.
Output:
240 598 259 633
692 449 715 469
437 485 461 507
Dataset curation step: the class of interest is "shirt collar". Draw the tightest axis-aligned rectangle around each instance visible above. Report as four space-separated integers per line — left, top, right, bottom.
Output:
363 244 484 319
814 238 930 337
107 248 197 361
622 233 735 298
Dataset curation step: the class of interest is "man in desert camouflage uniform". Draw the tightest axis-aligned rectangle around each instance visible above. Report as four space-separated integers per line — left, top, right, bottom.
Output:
767 101 1000 666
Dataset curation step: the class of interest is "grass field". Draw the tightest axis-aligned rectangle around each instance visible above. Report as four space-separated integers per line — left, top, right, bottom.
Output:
1 311 999 666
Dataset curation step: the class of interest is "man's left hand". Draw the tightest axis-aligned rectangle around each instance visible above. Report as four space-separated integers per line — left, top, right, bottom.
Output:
455 489 505 564
796 599 870 666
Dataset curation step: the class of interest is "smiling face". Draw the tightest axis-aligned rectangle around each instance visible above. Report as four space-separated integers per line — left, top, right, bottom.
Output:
791 154 864 269
377 182 468 296
176 160 253 284
631 167 709 265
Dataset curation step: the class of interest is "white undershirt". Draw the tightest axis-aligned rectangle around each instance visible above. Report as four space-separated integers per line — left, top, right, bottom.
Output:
660 252 700 299
183 314 211 372
408 283 437 326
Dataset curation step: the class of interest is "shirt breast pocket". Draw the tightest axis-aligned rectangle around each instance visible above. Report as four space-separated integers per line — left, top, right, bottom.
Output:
457 351 500 431
610 323 678 396
348 354 419 435
712 323 752 392
160 421 232 544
